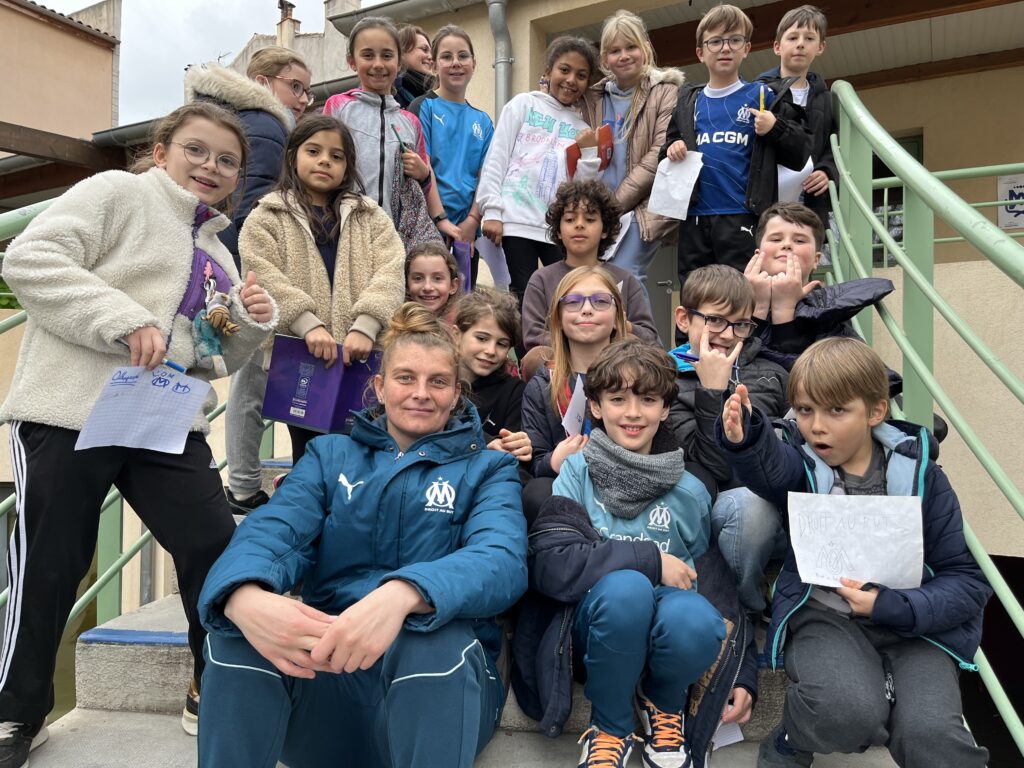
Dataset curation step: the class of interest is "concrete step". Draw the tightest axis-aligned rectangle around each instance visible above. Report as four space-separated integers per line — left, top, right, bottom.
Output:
76 595 784 739
76 595 191 713
31 708 897 768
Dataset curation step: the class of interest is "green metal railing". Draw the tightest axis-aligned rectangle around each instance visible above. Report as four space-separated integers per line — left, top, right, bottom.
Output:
0 204 275 629
830 79 1024 757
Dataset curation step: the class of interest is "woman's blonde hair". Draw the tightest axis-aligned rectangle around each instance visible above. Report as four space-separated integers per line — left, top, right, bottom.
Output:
547 265 628 412
380 301 460 377
598 11 658 139
246 46 309 80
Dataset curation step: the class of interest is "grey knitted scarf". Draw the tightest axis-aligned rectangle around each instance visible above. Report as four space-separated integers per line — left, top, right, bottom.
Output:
583 427 686 520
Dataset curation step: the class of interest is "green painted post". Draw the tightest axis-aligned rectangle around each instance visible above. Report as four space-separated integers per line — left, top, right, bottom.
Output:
259 420 275 460
901 188 934 429
836 106 854 283
96 496 123 624
846 122 874 345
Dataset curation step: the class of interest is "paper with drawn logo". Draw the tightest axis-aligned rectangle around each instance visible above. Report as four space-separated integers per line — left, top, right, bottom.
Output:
76 366 212 454
788 492 923 589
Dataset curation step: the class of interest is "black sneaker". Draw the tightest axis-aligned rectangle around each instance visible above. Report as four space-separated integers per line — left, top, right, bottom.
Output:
225 488 270 516
0 721 48 768
181 677 199 736
757 724 814 767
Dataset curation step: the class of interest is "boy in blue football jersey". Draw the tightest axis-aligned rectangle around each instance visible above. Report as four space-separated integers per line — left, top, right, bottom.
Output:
661 4 810 289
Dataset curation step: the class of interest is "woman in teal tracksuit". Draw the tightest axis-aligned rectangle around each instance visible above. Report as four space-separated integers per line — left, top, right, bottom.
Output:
196 303 528 768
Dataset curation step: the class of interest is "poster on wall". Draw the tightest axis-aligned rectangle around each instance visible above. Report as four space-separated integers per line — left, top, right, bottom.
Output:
997 174 1024 230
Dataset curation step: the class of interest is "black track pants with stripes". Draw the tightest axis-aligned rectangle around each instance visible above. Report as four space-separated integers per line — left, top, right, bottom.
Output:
0 421 236 724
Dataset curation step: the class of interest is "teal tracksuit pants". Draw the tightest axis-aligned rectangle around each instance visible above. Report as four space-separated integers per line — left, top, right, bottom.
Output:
198 619 503 767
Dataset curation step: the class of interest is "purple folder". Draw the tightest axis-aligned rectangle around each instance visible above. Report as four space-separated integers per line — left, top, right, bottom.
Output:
452 240 473 293
262 335 380 433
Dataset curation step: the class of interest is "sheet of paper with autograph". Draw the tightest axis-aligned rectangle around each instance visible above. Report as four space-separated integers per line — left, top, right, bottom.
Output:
76 366 211 454
788 492 923 589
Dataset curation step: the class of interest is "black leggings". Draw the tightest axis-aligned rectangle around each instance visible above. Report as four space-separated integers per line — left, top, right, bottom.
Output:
503 236 563 306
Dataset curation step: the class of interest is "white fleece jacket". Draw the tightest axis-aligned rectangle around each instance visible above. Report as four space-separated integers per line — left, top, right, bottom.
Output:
476 91 599 242
0 168 278 433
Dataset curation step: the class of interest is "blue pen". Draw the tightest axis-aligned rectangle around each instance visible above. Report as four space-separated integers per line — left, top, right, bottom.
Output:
161 358 187 373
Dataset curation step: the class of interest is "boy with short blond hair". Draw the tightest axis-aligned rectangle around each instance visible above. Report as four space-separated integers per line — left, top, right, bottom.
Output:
718 337 990 767
669 265 790 614
661 4 810 286
759 5 836 231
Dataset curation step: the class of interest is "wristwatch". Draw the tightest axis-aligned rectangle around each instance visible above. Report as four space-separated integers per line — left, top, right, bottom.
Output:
433 213 449 225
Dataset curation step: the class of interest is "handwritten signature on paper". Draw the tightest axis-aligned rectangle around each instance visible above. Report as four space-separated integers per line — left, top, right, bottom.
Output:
111 370 141 386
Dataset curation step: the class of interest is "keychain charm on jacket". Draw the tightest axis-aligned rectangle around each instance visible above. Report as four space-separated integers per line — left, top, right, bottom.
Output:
192 261 239 376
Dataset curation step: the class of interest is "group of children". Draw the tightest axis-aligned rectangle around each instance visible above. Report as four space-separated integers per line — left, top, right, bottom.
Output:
0 4 992 768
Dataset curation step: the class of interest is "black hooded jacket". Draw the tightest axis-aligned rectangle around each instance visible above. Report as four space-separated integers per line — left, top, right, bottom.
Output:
758 67 837 227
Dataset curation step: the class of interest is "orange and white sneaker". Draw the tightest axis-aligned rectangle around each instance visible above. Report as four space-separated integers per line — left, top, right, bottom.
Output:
636 689 691 768
577 726 636 768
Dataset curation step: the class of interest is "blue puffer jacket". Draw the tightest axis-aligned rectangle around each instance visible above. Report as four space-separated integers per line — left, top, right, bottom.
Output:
716 407 991 671
185 64 292 267
199 403 529 666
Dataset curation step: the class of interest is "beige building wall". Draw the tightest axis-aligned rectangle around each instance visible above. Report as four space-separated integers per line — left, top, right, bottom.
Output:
0 3 115 141
857 65 1024 264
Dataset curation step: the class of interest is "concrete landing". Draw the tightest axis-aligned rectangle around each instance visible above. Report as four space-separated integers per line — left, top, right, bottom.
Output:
32 708 898 768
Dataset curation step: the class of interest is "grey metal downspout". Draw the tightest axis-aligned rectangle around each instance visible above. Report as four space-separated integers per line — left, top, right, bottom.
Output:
486 0 512 116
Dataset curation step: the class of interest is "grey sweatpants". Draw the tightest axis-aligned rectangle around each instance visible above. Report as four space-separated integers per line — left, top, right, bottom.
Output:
225 353 268 497
781 605 988 768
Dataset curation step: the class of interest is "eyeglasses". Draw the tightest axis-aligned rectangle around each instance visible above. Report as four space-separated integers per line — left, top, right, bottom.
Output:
701 35 748 53
559 292 615 312
169 142 242 177
272 75 315 105
437 51 474 65
686 309 757 338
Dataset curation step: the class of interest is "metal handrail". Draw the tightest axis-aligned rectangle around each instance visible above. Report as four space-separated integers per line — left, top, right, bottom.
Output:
830 147 1024 412
832 80 1024 289
832 79 1024 757
873 161 1024 188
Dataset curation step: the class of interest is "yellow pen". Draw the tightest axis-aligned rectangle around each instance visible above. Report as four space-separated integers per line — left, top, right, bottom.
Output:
759 85 765 112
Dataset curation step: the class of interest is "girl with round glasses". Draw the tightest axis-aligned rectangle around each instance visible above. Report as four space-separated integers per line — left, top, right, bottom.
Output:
520 268 623 482
0 102 277 760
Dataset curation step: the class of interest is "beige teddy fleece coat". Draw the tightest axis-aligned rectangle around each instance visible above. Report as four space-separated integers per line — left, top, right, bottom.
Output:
240 191 406 359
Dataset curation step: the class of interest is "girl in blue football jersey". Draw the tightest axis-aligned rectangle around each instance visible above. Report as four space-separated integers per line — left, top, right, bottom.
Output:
415 26 494 282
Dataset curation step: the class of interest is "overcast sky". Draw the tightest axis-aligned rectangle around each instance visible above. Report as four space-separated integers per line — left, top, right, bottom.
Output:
43 0 364 125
